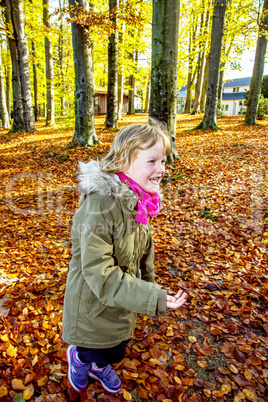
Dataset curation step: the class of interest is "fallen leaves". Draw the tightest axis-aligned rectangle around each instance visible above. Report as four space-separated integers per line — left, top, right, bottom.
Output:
0 115 268 401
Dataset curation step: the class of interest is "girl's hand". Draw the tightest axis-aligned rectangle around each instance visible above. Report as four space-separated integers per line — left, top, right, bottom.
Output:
166 289 187 309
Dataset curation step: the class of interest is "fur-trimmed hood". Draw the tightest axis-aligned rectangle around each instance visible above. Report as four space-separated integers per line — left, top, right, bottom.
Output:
78 160 137 204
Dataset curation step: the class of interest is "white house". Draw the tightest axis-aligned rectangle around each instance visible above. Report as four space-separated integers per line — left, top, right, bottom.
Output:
177 77 251 116
221 77 251 115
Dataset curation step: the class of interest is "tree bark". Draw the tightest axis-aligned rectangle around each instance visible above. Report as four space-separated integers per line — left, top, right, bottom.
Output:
43 0 55 125
192 8 209 115
69 0 99 145
200 55 209 112
106 0 118 128
127 72 135 114
118 73 124 120
5 65 11 121
144 75 150 113
8 0 36 132
32 41 39 121
0 50 10 129
196 0 226 130
58 7 65 116
150 0 180 162
117 9 125 121
245 0 268 125
192 50 205 114
217 60 225 114
4 0 24 132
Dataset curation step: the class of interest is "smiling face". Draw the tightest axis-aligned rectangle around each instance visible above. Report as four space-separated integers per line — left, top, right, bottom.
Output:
122 140 166 193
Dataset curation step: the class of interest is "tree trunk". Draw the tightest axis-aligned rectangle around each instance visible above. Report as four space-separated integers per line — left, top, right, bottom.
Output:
184 32 194 113
217 61 225 114
192 7 209 115
4 0 24 132
117 10 125 121
196 0 226 130
106 0 118 128
200 55 209 112
192 50 205 114
8 0 36 132
127 73 135 114
184 70 193 113
245 0 268 125
118 73 124 120
144 75 150 113
5 65 11 121
32 41 39 121
58 18 65 116
0 50 10 129
69 0 98 145
43 0 55 125
150 0 180 163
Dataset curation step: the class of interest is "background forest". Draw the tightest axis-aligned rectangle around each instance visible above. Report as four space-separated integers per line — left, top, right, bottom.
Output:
0 0 267 138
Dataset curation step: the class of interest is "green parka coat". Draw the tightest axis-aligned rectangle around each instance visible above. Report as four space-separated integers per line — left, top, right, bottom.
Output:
62 161 167 348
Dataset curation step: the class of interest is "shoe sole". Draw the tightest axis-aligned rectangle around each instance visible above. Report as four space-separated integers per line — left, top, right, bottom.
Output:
88 371 122 394
66 346 88 392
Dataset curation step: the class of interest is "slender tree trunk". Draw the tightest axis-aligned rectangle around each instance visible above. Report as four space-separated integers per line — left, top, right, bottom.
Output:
184 31 194 114
69 0 98 145
58 0 65 116
4 0 25 131
117 9 125 121
128 72 135 114
43 0 55 125
196 0 227 130
245 0 268 125
8 0 35 132
106 0 118 128
192 7 209 115
0 50 10 129
58 18 65 116
192 50 205 114
150 0 180 162
144 75 150 113
184 70 193 113
118 73 124 120
32 41 39 121
217 61 225 114
200 55 209 112
5 65 11 121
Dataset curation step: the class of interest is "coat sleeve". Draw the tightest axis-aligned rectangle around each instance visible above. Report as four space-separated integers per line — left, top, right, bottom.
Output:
79 195 163 317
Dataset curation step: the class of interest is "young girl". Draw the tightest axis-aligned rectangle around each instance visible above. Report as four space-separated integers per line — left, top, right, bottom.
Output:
62 121 187 394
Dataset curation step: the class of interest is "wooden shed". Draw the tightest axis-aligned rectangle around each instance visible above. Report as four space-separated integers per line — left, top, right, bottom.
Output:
94 87 129 115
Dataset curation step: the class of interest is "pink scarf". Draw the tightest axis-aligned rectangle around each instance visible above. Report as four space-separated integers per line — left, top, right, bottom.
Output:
118 172 161 225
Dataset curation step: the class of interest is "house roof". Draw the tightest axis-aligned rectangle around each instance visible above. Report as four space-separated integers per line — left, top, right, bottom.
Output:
222 92 247 100
223 77 251 87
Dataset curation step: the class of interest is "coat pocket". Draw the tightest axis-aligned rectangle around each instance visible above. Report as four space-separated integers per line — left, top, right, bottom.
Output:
88 298 106 318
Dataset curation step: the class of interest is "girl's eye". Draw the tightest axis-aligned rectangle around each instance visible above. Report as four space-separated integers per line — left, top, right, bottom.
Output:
149 160 155 163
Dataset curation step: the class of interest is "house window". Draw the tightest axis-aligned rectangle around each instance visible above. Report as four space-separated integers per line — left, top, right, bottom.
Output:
239 101 243 106
233 87 240 92
225 105 229 111
94 96 99 106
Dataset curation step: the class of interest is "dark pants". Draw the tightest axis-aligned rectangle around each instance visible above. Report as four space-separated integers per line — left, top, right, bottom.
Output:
77 339 130 366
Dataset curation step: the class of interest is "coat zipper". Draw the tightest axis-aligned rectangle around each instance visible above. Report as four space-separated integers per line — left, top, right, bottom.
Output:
131 223 143 333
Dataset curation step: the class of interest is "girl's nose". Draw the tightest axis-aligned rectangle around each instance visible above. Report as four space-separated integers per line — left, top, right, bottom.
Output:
156 162 165 173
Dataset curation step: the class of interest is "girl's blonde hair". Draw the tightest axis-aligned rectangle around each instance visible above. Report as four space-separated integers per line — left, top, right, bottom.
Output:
100 120 171 174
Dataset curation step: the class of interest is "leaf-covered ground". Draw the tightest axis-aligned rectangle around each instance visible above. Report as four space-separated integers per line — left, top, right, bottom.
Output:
0 114 267 402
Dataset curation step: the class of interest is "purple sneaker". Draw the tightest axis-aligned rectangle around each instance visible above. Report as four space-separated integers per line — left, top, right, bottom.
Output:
66 345 91 392
88 362 122 393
